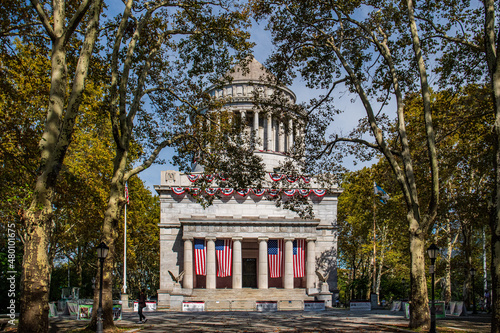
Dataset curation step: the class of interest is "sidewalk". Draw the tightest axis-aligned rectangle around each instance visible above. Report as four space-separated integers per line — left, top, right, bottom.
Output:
42 308 492 332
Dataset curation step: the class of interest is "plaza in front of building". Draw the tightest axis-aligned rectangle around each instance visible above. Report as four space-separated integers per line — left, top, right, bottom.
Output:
38 308 492 333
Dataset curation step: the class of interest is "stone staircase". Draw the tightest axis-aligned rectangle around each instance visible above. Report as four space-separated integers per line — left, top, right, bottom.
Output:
182 288 315 311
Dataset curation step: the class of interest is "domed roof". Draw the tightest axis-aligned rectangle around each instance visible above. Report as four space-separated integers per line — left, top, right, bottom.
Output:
229 57 274 82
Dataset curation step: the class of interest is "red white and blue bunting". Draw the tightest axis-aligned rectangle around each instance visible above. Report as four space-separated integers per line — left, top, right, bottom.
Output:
205 188 218 196
172 187 186 195
187 188 200 196
236 189 250 196
252 188 266 196
298 189 311 197
220 188 234 196
312 189 326 197
171 187 327 197
187 174 200 182
269 173 285 182
204 174 215 182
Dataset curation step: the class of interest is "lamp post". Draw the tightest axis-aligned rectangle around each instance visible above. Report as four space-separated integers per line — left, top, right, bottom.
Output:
470 267 477 314
96 242 109 333
427 243 439 333
401 277 405 301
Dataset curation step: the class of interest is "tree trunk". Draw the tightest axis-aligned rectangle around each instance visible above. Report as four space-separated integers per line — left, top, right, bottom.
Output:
17 0 101 330
483 0 500 330
88 150 128 330
18 30 68 333
18 211 52 333
409 232 430 330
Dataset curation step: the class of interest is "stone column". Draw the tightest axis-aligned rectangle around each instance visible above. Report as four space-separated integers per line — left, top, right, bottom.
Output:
279 120 285 153
240 110 246 131
266 113 273 151
232 237 243 289
284 238 294 289
299 120 306 151
206 116 211 151
288 118 294 152
183 237 194 289
306 238 317 289
258 237 269 289
206 237 216 289
253 110 260 149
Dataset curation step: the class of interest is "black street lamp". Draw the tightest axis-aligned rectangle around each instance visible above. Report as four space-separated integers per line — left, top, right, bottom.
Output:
470 267 477 314
427 243 439 333
401 277 406 301
96 242 109 333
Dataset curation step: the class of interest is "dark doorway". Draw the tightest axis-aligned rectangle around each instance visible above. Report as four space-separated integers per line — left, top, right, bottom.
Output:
242 258 257 288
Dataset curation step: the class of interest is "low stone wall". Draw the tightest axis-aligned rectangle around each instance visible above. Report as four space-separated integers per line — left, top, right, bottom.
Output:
278 300 303 310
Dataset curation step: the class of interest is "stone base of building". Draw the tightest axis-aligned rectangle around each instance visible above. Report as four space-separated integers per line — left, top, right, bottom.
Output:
158 288 317 311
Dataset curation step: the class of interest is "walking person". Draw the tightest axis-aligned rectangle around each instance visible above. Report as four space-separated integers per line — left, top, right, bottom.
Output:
137 289 148 324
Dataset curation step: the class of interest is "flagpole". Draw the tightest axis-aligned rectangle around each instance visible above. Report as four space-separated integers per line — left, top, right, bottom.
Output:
123 184 128 295
373 188 377 295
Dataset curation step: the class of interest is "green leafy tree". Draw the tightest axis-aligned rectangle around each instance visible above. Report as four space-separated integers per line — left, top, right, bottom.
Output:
411 1 500 328
338 164 408 302
0 0 104 331
402 85 494 307
87 1 257 329
252 1 440 328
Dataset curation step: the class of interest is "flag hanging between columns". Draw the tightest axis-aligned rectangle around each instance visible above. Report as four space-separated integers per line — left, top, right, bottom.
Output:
215 239 233 277
194 239 206 276
293 239 305 278
268 239 283 278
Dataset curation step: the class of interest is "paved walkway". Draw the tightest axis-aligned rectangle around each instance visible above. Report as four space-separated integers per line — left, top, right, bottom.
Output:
41 309 492 332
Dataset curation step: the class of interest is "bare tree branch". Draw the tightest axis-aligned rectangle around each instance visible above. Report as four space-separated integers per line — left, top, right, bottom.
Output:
29 0 55 40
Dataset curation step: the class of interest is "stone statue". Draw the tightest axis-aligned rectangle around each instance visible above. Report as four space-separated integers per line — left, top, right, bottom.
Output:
315 270 329 283
168 270 185 284
316 270 330 293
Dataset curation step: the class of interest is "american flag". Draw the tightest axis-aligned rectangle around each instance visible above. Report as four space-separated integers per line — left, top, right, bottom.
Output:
194 239 206 276
125 183 129 204
215 239 233 277
293 239 305 278
268 239 283 278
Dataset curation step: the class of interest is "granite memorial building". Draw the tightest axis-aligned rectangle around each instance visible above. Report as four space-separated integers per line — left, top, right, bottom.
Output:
154 58 342 310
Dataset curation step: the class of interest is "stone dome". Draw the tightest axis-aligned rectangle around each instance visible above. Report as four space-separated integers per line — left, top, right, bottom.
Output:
228 57 274 82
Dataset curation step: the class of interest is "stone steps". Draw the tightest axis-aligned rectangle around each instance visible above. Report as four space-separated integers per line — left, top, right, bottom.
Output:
189 288 312 301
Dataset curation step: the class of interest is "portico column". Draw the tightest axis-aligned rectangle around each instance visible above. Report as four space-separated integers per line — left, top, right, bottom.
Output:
279 120 285 153
183 237 194 289
207 116 211 151
258 237 269 289
266 113 273 151
288 118 294 152
240 110 247 133
253 110 260 149
232 237 243 289
284 238 294 289
299 120 306 151
206 237 216 289
306 238 317 289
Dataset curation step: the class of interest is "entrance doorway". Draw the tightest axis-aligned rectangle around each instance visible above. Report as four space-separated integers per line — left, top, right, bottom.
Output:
242 258 257 288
